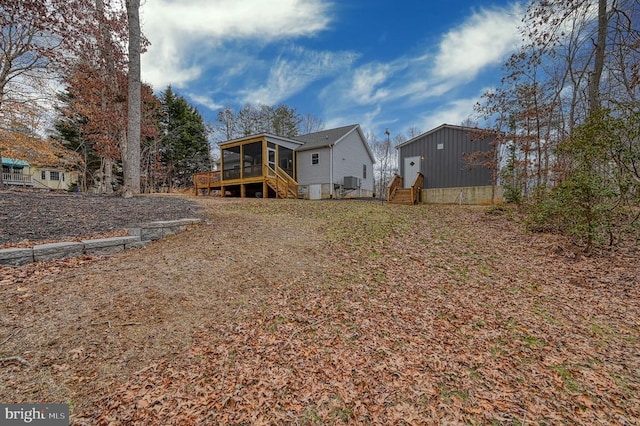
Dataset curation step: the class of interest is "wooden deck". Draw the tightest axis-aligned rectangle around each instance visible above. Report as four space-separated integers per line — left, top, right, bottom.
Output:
194 165 299 199
194 170 221 193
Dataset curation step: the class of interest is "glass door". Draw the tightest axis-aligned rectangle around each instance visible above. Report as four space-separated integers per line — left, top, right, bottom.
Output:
267 147 276 175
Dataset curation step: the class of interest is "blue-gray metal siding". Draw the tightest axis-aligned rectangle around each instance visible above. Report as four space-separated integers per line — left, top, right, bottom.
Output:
399 127 493 189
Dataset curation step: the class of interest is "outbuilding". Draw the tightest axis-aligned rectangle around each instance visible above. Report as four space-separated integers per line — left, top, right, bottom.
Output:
390 124 501 204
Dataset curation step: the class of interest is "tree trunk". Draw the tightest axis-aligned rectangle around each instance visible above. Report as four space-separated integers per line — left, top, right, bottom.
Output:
124 0 141 197
588 0 608 114
0 153 4 189
104 157 113 193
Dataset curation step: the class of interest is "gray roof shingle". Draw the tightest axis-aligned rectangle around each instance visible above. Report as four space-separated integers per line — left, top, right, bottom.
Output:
294 124 358 151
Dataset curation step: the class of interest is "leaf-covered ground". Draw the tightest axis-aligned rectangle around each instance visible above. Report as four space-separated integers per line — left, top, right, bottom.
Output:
1 197 638 425
0 190 205 248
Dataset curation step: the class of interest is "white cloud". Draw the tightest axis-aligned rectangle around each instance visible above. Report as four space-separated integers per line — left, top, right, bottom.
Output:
433 5 522 81
186 93 223 111
319 4 523 133
322 5 522 114
241 46 359 105
348 64 393 105
141 0 332 89
420 97 480 131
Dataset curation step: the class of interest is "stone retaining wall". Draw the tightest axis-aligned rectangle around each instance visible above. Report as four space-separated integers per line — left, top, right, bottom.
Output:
0 218 202 267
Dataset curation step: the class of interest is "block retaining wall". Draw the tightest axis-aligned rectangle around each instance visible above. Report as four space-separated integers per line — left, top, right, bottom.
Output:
421 186 503 205
0 218 202 267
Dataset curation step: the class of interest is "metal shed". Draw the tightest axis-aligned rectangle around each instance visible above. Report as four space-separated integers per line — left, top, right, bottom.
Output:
394 124 500 204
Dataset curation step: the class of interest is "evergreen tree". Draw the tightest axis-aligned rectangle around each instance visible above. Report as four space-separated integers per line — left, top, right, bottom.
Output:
272 104 301 138
160 86 210 189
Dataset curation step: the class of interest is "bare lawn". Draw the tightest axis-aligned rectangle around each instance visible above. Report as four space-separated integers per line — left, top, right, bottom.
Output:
1 196 639 424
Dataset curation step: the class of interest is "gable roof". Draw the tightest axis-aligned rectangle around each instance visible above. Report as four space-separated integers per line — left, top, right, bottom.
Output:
215 124 376 163
295 124 375 163
294 124 358 150
396 123 484 149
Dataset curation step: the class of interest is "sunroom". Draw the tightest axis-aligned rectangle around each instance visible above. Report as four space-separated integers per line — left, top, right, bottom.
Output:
195 134 302 198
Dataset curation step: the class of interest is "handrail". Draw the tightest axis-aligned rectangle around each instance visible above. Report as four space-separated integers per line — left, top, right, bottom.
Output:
194 167 299 198
264 164 298 198
410 172 424 204
387 174 402 202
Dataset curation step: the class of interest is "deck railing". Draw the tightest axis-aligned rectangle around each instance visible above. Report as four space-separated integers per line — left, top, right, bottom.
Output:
410 172 424 204
194 170 221 192
386 173 423 204
2 173 33 186
264 164 298 198
386 174 402 202
194 167 298 198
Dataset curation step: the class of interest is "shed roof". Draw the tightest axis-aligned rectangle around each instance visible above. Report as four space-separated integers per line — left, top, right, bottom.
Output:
396 123 484 149
218 132 304 147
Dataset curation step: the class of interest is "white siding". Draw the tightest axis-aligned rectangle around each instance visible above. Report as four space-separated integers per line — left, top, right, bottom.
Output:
333 130 374 192
296 147 331 186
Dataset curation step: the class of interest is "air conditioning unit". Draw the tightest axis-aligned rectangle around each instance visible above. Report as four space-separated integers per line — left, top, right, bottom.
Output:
344 176 360 189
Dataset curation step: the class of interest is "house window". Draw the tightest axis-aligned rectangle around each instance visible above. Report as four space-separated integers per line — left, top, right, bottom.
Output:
41 171 46 180
50 171 60 181
62 172 65 182
311 153 319 165
363 164 367 179
437 143 444 150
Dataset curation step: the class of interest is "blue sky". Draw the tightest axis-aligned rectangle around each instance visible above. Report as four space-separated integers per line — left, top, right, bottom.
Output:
140 0 525 140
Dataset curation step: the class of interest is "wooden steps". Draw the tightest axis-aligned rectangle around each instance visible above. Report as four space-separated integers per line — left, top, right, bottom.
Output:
388 188 414 205
387 172 423 205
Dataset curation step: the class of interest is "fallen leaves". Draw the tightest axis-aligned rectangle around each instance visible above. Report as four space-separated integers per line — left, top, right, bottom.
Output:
1 199 639 425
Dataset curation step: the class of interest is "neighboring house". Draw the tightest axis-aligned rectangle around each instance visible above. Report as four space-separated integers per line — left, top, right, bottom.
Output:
2 157 32 186
194 124 375 199
2 157 78 190
391 124 501 205
33 167 78 190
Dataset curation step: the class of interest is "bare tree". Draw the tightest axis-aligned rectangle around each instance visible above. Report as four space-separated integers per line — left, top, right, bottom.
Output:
405 126 422 139
0 0 89 187
369 129 398 198
299 113 325 134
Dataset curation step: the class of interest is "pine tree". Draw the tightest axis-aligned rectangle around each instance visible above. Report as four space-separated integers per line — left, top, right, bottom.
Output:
160 86 210 189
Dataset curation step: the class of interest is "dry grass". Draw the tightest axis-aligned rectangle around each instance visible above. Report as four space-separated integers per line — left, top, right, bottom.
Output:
1 197 638 425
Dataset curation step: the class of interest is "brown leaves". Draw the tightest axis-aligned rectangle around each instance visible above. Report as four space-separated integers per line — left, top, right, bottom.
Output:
0 104 81 168
2 199 639 424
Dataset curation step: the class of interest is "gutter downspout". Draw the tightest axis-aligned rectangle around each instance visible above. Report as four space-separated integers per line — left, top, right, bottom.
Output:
329 143 334 199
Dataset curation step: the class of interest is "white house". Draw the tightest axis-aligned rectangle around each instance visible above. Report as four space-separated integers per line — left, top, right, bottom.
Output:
194 124 375 200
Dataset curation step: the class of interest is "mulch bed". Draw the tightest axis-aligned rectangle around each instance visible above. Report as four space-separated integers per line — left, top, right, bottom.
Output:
0 190 206 248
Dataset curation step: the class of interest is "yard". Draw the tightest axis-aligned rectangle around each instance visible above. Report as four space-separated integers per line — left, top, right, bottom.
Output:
1 195 639 424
